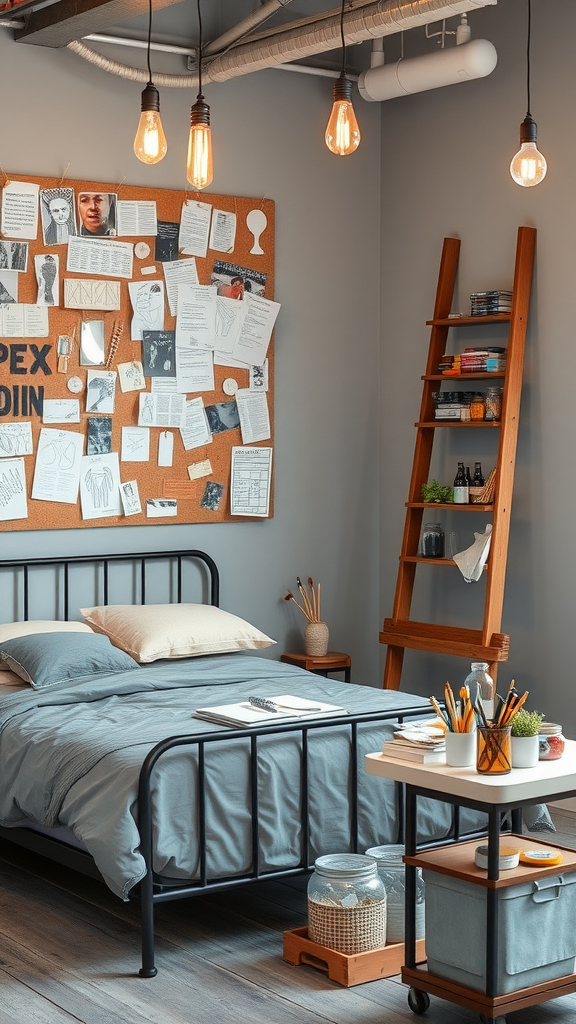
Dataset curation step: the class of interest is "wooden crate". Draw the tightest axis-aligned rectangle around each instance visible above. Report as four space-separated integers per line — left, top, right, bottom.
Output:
283 926 425 987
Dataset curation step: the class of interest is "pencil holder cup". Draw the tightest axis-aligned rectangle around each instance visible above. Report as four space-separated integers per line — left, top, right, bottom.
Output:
445 730 476 767
476 726 512 775
304 621 329 657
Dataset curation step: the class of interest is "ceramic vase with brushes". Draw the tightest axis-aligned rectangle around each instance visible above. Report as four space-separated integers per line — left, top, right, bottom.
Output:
284 576 329 657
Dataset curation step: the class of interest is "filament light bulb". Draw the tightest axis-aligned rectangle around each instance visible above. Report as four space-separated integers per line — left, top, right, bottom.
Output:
186 96 213 189
325 72 360 156
510 114 546 187
134 84 167 165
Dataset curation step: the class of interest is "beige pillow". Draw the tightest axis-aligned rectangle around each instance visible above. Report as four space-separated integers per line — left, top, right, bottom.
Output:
0 620 94 667
80 604 276 663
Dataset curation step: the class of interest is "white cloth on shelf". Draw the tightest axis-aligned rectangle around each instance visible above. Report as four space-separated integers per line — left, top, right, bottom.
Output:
453 524 492 583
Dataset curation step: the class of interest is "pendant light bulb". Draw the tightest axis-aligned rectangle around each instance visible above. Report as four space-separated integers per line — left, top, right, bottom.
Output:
510 114 546 187
325 72 361 156
186 96 213 190
134 83 167 165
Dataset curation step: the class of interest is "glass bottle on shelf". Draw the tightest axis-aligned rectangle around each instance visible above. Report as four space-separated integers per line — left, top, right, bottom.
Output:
485 386 503 421
464 661 494 721
421 523 445 558
470 393 486 420
469 462 485 502
453 462 469 504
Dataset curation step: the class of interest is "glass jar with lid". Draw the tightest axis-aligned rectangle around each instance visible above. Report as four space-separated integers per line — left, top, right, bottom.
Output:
538 722 565 761
484 386 503 421
470 393 486 420
365 845 425 943
307 854 387 953
421 522 445 558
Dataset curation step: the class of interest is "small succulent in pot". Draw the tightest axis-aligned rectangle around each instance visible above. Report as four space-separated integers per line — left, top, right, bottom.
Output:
511 709 544 737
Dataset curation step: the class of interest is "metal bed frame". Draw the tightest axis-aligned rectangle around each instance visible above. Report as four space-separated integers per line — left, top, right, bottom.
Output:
0 550 454 977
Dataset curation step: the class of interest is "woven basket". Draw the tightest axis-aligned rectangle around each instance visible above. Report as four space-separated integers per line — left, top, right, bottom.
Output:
304 621 329 656
308 897 387 954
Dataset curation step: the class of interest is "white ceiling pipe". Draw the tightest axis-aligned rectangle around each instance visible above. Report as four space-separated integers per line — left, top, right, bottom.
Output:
370 38 385 69
358 37 497 101
203 0 297 57
67 0 497 88
84 32 196 56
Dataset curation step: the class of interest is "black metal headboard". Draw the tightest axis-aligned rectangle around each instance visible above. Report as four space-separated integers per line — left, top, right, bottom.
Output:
0 550 219 622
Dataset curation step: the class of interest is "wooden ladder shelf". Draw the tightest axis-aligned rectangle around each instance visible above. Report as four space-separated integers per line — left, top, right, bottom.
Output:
382 226 536 690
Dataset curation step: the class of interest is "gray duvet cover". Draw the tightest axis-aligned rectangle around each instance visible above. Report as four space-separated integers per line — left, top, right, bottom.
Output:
0 654 542 900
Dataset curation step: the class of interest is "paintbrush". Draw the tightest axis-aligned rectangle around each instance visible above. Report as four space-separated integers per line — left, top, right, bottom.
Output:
296 577 314 621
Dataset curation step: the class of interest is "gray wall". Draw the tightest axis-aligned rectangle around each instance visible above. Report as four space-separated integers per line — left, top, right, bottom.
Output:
379 1 576 728
0 28 382 683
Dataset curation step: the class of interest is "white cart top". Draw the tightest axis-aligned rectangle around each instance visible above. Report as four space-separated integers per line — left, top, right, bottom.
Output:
365 738 576 805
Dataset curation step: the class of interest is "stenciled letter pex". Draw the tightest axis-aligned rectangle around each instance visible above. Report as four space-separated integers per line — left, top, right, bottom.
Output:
0 342 52 417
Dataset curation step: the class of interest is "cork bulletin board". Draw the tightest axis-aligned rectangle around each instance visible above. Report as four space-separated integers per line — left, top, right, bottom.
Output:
0 173 275 531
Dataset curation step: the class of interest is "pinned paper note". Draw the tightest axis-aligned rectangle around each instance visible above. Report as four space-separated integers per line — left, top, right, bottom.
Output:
1 180 39 240
121 426 150 462
158 431 174 467
120 480 142 516
246 208 267 255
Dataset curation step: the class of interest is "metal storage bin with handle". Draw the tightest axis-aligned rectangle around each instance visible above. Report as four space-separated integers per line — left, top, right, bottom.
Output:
424 869 576 995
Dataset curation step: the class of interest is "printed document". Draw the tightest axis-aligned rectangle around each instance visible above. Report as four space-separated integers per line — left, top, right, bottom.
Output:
117 200 157 237
179 397 212 450
176 283 217 349
163 256 199 317
67 237 134 279
179 200 211 258
1 180 39 240
0 457 28 521
233 293 280 366
235 389 271 444
230 446 272 517
176 347 214 393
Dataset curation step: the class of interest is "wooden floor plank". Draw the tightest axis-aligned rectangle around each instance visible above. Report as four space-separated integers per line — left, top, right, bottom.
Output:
1 808 575 1024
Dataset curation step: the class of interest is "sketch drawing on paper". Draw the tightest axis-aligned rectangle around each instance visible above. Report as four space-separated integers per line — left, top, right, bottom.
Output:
86 371 116 413
84 466 115 509
0 423 33 457
64 279 121 311
35 254 59 305
40 187 77 245
40 436 78 470
0 463 24 507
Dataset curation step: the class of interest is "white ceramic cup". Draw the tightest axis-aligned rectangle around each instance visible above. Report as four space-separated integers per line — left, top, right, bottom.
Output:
445 730 476 767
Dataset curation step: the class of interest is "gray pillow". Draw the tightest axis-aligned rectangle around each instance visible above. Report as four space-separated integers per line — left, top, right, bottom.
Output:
0 631 140 690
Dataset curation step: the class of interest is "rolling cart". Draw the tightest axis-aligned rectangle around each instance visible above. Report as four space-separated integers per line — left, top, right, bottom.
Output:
365 741 576 1024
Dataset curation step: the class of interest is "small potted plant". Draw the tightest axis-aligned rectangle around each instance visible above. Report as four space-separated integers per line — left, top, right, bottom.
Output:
510 709 544 768
421 479 454 504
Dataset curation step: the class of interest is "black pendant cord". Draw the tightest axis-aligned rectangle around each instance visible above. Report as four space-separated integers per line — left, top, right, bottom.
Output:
146 0 153 85
526 0 531 116
197 0 203 99
340 0 346 75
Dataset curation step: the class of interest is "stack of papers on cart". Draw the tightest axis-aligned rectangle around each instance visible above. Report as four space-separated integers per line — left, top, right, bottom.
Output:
194 695 348 727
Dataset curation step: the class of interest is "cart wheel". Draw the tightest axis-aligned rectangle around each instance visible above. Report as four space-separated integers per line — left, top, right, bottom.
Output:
479 1015 506 1024
407 988 430 1014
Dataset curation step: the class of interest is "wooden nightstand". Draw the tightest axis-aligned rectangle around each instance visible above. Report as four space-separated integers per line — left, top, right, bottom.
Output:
281 651 351 682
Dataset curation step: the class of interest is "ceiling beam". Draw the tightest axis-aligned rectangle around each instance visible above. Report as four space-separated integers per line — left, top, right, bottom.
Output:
15 0 183 48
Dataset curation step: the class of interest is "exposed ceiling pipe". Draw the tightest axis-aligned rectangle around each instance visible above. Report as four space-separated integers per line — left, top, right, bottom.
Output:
200 0 498 83
203 0 297 57
83 32 195 56
66 0 497 89
358 37 497 100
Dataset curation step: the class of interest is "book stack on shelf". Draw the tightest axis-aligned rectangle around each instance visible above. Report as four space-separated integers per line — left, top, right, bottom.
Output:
470 290 513 315
382 721 446 764
460 346 507 373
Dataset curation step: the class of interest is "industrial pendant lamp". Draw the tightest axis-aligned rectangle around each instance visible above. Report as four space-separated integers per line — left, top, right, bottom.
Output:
133 0 167 164
325 0 360 156
510 0 546 187
186 0 213 190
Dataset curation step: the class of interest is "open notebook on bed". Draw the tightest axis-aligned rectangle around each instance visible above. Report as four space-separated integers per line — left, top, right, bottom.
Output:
193 694 348 727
